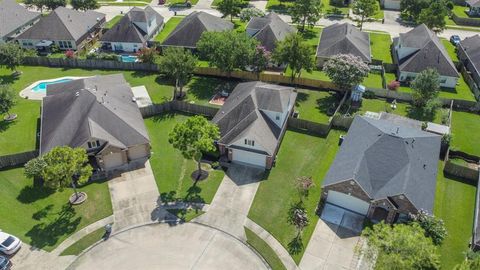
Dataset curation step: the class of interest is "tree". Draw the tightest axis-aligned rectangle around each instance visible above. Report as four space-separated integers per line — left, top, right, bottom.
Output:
323 54 370 91
251 45 270 77
25 146 92 202
71 0 99 11
0 42 26 74
44 0 67 10
290 0 322 32
288 202 309 236
410 210 447 246
159 47 198 99
454 255 480 270
239 7 264 22
217 0 244 22
197 30 257 75
0 84 16 121
361 222 440 269
417 0 448 32
352 0 378 31
136 47 158 64
295 176 314 202
272 33 314 82
400 0 430 22
168 116 220 181
24 0 46 12
411 68 440 114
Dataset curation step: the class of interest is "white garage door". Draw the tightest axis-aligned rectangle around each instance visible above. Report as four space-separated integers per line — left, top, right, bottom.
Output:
232 149 266 168
326 191 370 216
103 152 124 170
384 0 400 10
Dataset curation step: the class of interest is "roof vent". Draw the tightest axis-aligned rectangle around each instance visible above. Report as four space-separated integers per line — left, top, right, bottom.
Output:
75 92 80 97
132 96 137 102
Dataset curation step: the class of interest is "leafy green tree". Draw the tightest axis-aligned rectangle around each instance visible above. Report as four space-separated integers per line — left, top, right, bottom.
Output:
0 84 16 120
323 54 370 91
0 42 26 74
400 0 430 22
352 0 378 31
197 30 258 75
217 0 244 22
410 210 447 246
239 7 264 22
361 222 440 269
454 254 480 270
136 47 158 64
71 0 99 11
411 68 440 114
25 146 92 201
160 47 197 99
24 0 46 12
417 0 447 32
272 33 314 82
168 116 220 180
289 0 322 32
44 0 67 10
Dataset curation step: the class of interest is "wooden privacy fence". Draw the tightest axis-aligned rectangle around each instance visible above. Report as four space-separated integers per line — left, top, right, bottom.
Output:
0 150 38 169
140 100 219 118
444 159 479 182
287 117 331 136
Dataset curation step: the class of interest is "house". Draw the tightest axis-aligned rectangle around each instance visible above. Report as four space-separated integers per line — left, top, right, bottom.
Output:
380 0 401 10
315 23 371 67
212 81 297 169
0 0 40 43
162 11 233 49
393 24 459 88
100 7 164 52
246 12 296 52
458 35 480 99
17 7 105 51
40 74 151 172
320 115 441 224
467 0 480 17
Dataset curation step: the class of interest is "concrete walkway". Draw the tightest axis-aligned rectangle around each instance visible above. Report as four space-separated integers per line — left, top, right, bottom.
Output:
10 243 75 270
250 0 267 12
194 164 264 241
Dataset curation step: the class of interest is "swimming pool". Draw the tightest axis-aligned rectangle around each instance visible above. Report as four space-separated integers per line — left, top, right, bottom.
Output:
31 78 73 92
121 55 138 63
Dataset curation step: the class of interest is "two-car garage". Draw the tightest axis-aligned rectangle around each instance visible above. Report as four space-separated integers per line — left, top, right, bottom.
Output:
321 191 369 232
325 191 370 216
231 149 266 169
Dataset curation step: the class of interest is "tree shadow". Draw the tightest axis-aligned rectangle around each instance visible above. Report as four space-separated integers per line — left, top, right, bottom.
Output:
317 94 340 117
300 29 318 41
26 204 81 249
184 183 204 204
406 105 437 122
17 185 56 204
160 191 177 204
0 120 15 133
32 204 54 220
288 234 304 255
151 112 176 122
295 91 309 107
0 74 18 85
186 77 238 103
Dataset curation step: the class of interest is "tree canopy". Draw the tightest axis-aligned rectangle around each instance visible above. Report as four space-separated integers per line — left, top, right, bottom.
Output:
0 84 16 118
272 33 314 82
352 0 378 30
417 0 448 32
71 0 99 11
411 68 440 114
323 54 370 91
0 43 26 72
289 0 322 32
239 7 265 22
217 0 244 21
400 0 430 22
159 47 197 99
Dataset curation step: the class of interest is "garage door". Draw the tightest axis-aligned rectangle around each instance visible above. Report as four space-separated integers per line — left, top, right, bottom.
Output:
326 191 370 216
232 149 266 168
384 0 400 10
103 152 124 170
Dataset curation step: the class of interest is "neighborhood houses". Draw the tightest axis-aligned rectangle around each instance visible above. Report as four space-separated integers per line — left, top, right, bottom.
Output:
0 0 479 270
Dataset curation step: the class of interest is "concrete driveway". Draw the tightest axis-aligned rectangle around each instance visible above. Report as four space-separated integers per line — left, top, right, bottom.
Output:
68 223 268 270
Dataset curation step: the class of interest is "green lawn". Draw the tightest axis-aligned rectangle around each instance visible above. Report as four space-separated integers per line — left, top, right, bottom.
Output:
369 32 392 63
295 89 338 123
301 27 322 50
248 129 344 263
266 0 294 13
321 0 349 15
288 67 383 89
233 19 247 33
60 228 105 256
0 167 112 251
451 111 480 157
183 76 238 106
167 0 199 6
145 114 225 204
434 162 476 269
105 15 123 29
154 16 184 42
99 2 148 6
452 5 477 19
441 38 459 62
245 227 287 270
166 209 205 222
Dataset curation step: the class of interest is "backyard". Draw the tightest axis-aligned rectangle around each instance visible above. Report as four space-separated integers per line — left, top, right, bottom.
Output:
295 89 340 123
145 113 225 204
105 15 124 29
154 16 184 42
0 167 112 252
248 128 344 263
451 111 480 157
369 32 392 63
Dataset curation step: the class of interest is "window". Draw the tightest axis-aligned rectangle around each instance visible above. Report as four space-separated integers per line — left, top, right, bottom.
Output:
275 114 280 121
439 78 447 84
245 139 255 146
87 140 101 149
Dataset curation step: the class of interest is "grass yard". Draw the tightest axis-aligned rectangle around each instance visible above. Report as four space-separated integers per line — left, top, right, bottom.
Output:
99 2 148 6
301 27 322 50
154 16 184 42
145 113 225 204
434 161 476 269
60 228 105 256
288 67 384 89
441 38 459 62
184 76 238 106
452 5 477 19
0 167 112 251
369 32 392 63
245 227 287 270
451 111 480 157
266 0 294 13
167 0 199 6
166 209 205 222
105 15 124 29
248 129 344 263
233 19 247 33
295 89 339 123
321 0 349 15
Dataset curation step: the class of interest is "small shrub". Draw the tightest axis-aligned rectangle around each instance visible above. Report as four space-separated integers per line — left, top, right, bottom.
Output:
211 161 220 169
387 80 400 91
65 50 75 59
442 133 452 146
440 109 450 125
363 90 376 99
410 210 447 246
421 121 428 130
86 52 98 59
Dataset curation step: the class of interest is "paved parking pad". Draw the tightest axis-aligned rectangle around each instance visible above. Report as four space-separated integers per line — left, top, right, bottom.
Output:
68 223 268 270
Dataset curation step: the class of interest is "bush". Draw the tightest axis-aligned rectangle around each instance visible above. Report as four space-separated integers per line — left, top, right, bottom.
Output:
442 133 452 146
440 108 449 125
387 80 400 91
410 210 447 246
65 50 75 59
363 90 376 99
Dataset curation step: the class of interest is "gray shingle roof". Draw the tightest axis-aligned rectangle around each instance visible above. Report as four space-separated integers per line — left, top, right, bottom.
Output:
246 12 296 52
397 24 458 78
212 81 296 155
100 6 163 43
316 23 371 62
162 11 233 48
467 0 480 7
17 7 105 42
460 35 480 76
0 0 39 38
323 115 441 212
40 74 149 154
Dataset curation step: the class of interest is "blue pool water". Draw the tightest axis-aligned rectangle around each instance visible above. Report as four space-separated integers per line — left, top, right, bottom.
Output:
32 78 73 92
121 55 138 63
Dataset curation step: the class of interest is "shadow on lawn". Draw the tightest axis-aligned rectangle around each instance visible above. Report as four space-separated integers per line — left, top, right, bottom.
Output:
0 120 15 133
17 185 55 204
0 74 18 84
406 106 437 123
316 94 340 118
186 77 237 102
26 204 81 249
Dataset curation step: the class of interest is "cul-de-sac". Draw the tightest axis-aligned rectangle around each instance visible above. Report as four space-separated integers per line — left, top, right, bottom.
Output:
0 0 480 269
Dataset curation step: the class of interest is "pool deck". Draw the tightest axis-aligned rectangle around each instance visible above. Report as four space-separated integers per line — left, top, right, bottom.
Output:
20 76 90 100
